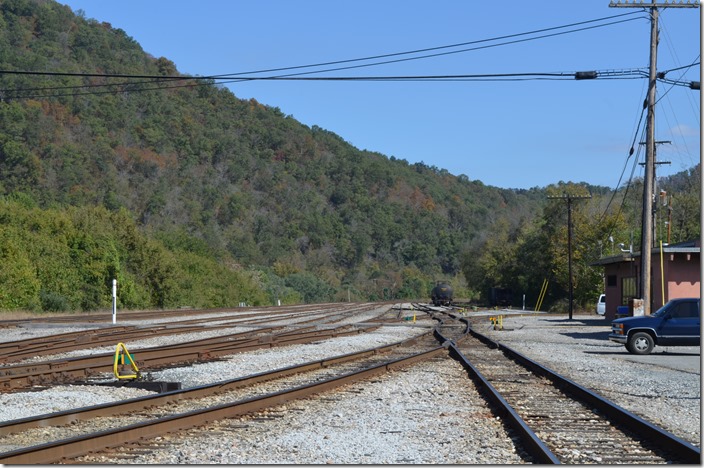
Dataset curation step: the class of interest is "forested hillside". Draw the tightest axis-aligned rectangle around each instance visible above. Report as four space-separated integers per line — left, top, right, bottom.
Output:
0 0 699 313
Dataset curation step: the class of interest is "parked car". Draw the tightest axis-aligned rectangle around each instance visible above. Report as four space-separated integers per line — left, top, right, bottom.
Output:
596 294 606 315
608 298 700 355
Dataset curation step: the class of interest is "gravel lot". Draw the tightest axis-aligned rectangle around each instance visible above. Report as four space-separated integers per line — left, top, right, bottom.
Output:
0 306 699 464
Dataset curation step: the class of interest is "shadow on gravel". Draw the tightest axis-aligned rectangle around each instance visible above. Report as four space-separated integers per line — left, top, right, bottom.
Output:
560 330 611 340
582 349 700 356
646 350 700 356
543 318 611 327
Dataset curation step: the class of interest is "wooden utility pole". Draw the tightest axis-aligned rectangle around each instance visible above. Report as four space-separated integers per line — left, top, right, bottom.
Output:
548 193 591 320
608 1 699 314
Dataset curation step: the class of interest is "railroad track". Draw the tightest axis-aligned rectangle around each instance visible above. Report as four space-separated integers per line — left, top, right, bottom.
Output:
0 303 390 391
1 303 696 464
430 308 700 464
0 302 384 364
0 326 381 391
0 302 351 328
0 329 448 464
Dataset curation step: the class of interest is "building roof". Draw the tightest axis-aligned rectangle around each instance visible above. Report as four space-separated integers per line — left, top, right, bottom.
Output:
590 239 700 266
590 254 636 267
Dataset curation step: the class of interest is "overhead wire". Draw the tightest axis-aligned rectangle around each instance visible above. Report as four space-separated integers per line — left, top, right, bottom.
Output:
0 8 695 223
622 129 647 226
595 11 700 231
0 69 652 101
0 11 648 100
654 15 700 178
223 10 644 78
206 15 646 80
599 98 647 222
0 11 645 83
602 122 648 249
655 15 700 172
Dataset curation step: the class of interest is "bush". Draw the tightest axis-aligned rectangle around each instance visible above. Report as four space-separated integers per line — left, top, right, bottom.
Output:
39 290 71 312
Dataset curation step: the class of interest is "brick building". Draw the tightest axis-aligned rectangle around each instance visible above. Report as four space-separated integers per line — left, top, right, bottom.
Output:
591 239 701 321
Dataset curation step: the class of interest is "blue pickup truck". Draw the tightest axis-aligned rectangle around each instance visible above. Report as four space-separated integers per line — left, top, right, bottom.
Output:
609 298 700 355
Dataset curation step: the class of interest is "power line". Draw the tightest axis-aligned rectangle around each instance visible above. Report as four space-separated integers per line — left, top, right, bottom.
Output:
211 16 646 80
1 62 696 102
597 55 700 226
181 11 647 79
0 67 666 100
0 11 651 101
0 12 645 84
8 64 695 86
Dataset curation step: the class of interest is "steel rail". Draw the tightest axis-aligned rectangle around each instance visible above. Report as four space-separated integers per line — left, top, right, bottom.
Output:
0 303 383 364
0 302 350 328
0 331 433 437
0 340 444 464
443 319 701 464
0 326 139 360
446 342 561 464
0 325 363 378
0 324 384 391
0 324 234 364
0 327 281 381
0 316 288 363
466 327 701 464
425 310 559 462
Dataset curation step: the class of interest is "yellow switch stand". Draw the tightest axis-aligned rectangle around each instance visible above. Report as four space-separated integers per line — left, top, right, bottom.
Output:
114 342 140 380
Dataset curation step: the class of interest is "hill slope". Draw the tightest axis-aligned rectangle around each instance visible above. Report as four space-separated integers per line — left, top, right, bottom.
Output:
8 0 697 312
0 0 555 310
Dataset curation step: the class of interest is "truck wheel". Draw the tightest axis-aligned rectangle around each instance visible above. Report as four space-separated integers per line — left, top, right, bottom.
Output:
626 332 654 355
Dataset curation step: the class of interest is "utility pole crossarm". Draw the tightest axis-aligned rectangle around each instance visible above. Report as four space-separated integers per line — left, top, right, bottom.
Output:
546 195 593 200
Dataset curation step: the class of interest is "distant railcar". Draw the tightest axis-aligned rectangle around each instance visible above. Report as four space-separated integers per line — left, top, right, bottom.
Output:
489 287 513 307
431 282 453 306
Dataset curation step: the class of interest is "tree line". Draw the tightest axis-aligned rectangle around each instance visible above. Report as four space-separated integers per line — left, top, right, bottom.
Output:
0 0 699 313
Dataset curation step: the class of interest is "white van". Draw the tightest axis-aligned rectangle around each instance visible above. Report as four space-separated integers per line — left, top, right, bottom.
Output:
596 294 606 315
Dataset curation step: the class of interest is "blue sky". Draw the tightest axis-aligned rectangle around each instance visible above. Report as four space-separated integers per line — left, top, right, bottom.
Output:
57 1 701 190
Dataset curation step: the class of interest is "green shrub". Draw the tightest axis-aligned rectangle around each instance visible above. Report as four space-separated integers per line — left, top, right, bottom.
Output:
39 290 71 312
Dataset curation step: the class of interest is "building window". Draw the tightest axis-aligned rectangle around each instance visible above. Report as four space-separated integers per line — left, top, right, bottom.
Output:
607 275 617 287
621 276 637 306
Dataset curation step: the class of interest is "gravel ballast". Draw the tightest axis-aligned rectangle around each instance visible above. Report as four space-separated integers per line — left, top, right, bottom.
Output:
0 307 699 464
478 312 700 446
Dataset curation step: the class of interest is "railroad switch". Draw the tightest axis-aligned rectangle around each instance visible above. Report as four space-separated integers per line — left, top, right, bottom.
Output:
489 315 504 330
108 342 182 393
113 342 141 380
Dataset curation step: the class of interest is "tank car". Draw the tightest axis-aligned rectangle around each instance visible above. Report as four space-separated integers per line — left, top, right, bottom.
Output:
430 282 453 306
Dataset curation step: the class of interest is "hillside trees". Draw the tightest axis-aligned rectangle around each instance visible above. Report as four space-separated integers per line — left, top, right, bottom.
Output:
664 165 701 243
0 0 698 312
461 175 700 311
0 0 553 310
0 199 267 311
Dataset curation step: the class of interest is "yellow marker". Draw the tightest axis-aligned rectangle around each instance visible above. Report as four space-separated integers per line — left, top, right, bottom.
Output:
114 342 140 380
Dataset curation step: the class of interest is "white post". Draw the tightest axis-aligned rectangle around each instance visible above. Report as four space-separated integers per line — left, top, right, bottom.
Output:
522 294 526 311
112 279 117 324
